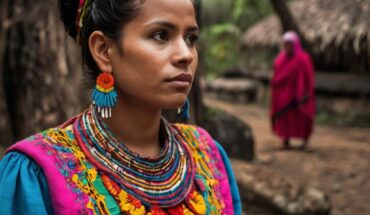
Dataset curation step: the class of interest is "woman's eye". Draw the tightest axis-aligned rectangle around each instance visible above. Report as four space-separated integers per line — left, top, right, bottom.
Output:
185 35 199 46
153 31 169 42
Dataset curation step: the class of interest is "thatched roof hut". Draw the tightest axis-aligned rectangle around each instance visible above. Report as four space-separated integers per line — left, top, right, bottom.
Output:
241 0 370 73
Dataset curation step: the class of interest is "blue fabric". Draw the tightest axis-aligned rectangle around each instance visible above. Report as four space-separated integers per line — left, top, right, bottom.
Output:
0 152 53 215
216 142 243 215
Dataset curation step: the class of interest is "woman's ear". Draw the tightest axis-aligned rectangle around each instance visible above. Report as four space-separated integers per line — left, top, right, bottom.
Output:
88 31 113 72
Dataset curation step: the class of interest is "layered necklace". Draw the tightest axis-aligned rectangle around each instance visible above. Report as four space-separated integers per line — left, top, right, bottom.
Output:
74 107 195 208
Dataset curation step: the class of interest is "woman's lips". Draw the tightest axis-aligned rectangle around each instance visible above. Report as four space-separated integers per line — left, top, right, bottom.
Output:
165 73 192 89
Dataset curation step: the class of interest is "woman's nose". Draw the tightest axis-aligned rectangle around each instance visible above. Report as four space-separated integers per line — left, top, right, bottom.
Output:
172 39 194 68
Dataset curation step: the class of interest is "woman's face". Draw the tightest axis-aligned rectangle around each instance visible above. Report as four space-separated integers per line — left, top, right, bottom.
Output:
283 41 294 56
109 0 199 110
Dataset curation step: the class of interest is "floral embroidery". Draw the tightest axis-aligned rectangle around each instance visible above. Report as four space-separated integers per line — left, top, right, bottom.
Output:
147 206 167 215
186 191 206 215
183 205 195 215
174 125 225 215
102 173 146 215
167 205 185 215
120 192 146 215
42 128 110 214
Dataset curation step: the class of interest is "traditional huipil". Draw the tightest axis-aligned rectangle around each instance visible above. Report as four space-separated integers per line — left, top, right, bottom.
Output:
0 106 241 215
271 32 315 140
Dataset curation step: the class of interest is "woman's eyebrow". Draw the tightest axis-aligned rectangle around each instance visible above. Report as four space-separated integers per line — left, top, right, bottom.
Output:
187 26 200 33
144 20 199 33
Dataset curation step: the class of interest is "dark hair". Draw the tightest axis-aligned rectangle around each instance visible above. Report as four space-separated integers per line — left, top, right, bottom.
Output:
58 0 199 84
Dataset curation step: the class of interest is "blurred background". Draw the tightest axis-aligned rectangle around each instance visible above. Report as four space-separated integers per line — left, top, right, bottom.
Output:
0 0 369 214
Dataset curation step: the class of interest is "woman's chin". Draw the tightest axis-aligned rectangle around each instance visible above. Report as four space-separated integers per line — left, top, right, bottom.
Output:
158 98 188 110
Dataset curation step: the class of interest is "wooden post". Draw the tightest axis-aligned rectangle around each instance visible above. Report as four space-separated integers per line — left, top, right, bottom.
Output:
0 0 14 154
2 0 86 144
269 0 311 54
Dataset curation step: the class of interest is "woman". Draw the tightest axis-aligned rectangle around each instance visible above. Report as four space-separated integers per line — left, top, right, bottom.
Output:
271 31 315 149
0 0 242 214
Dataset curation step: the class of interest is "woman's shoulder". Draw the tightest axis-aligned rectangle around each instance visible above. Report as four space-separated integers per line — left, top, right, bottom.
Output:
172 124 240 213
0 151 53 214
18 114 78 145
172 123 214 142
0 114 78 173
10 122 75 149
0 152 45 180
2 122 77 168
171 123 225 153
171 123 210 134
0 151 39 170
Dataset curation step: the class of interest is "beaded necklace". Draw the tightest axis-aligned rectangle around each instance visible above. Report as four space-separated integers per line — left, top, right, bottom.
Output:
74 107 195 208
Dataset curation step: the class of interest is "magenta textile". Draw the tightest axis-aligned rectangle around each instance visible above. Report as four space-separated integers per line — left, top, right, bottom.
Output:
6 133 88 215
196 127 234 214
271 32 315 139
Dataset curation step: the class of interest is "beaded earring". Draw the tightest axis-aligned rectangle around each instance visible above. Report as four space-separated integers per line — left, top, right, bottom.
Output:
92 71 118 118
178 98 190 120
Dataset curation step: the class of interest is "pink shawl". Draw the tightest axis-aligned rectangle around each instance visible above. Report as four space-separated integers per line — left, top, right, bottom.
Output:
271 31 315 139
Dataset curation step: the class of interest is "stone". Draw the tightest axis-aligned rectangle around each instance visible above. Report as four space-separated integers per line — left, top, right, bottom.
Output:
232 159 332 215
201 108 255 161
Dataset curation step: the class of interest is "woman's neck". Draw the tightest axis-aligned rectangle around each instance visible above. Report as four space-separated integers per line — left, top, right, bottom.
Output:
101 97 162 158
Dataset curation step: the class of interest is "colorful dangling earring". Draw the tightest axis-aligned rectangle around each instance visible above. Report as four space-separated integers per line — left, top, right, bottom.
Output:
92 71 118 118
177 98 190 120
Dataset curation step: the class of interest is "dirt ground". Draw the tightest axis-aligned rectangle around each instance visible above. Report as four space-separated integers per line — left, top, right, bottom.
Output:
205 98 370 215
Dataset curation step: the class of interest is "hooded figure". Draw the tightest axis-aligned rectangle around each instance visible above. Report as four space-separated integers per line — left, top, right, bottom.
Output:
271 31 315 149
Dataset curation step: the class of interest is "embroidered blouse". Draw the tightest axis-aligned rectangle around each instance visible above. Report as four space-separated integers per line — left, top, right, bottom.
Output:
0 108 242 215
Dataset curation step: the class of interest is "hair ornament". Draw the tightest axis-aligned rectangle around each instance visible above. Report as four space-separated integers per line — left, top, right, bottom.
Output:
75 0 90 43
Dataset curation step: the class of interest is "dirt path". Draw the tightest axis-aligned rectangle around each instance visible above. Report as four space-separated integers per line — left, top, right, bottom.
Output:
205 98 370 215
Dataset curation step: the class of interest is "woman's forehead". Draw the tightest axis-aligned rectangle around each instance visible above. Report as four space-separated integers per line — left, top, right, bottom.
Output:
134 0 196 24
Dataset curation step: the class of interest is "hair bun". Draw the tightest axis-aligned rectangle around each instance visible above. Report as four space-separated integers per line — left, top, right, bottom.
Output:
58 0 80 40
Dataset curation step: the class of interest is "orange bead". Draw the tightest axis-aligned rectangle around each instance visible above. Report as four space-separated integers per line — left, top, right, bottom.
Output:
96 72 115 89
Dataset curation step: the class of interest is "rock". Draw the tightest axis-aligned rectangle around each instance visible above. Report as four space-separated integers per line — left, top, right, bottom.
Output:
331 183 341 193
201 108 255 161
232 159 332 215
257 154 274 164
274 195 288 208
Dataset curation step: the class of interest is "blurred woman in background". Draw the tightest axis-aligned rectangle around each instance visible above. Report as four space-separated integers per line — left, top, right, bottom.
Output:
271 31 315 150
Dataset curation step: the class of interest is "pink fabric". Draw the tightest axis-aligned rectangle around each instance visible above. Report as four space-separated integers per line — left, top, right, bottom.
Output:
271 31 315 139
7 136 87 215
196 127 234 215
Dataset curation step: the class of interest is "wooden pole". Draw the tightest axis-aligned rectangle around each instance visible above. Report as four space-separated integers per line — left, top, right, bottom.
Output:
0 0 14 154
269 0 311 53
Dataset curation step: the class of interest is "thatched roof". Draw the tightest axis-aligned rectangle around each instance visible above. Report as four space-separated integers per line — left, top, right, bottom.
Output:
241 0 370 53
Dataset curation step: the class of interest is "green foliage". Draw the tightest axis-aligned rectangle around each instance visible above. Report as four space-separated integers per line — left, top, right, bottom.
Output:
201 0 234 25
232 0 245 21
199 24 241 80
199 0 273 79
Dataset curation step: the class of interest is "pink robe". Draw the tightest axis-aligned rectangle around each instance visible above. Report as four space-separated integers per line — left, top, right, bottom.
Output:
271 34 315 140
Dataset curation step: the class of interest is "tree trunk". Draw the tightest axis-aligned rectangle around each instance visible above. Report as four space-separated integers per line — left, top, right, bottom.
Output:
0 0 14 154
270 0 310 50
0 0 87 151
